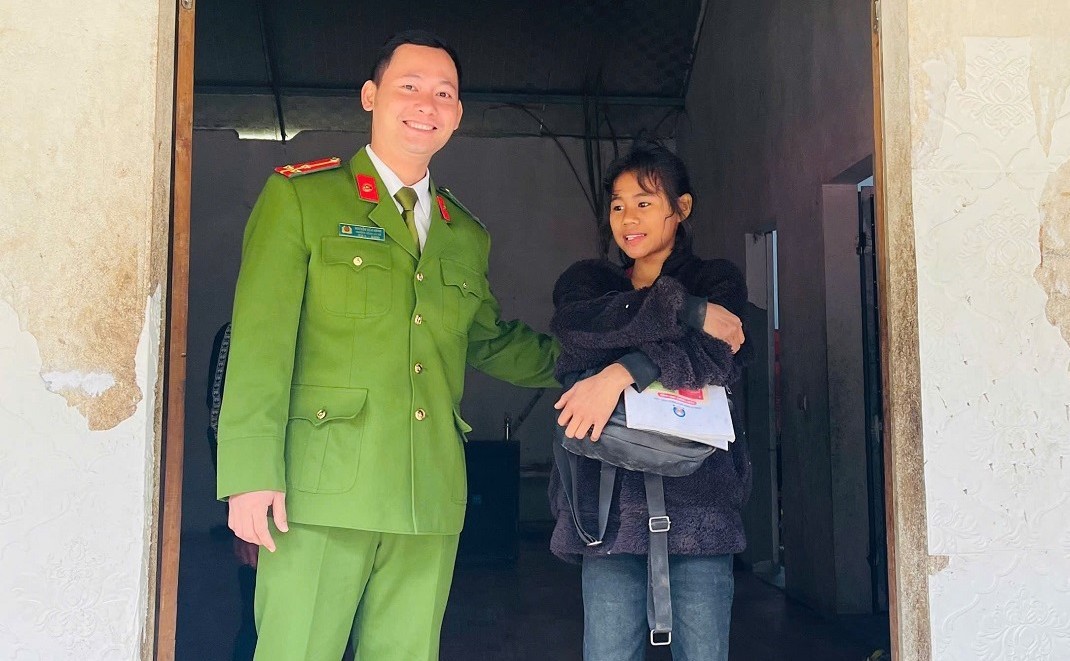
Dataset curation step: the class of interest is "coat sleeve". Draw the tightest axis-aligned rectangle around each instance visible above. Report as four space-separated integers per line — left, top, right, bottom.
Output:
551 259 746 390
698 258 752 365
465 232 561 388
216 174 309 500
551 262 692 349
638 258 749 389
700 259 748 318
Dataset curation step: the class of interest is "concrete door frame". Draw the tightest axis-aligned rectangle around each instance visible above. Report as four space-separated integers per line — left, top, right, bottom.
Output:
154 0 933 659
871 0 932 658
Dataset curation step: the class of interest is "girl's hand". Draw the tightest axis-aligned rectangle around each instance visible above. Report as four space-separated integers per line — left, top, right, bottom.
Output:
554 363 634 441
703 303 745 353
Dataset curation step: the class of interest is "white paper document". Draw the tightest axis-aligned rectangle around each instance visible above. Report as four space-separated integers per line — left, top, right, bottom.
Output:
623 382 736 449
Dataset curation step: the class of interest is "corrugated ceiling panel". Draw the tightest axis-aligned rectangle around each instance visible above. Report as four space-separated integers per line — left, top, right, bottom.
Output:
195 0 703 98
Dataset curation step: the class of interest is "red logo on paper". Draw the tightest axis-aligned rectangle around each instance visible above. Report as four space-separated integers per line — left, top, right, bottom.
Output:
436 195 451 222
356 174 380 203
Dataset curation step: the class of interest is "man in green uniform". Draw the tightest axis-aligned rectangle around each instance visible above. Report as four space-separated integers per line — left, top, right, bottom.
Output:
216 31 559 660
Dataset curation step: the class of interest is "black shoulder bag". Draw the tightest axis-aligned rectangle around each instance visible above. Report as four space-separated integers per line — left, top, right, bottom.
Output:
552 368 721 646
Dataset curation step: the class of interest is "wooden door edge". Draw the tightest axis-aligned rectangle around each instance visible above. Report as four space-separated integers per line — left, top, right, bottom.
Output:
155 1 195 659
869 4 900 656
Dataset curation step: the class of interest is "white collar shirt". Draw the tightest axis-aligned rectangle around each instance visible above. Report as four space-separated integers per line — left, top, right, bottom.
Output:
365 144 432 249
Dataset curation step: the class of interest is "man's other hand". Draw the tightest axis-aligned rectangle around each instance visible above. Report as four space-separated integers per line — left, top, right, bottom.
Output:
228 490 288 552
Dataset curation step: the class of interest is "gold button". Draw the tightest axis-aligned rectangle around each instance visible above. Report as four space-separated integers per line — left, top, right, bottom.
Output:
415 408 426 421
414 363 423 374
416 272 425 282
352 256 363 266
316 409 327 420
414 314 423 325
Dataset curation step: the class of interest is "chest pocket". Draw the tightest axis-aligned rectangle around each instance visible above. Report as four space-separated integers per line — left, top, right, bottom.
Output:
440 259 484 335
320 237 392 317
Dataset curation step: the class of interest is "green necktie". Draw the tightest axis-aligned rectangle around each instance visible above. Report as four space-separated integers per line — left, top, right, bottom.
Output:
394 186 420 254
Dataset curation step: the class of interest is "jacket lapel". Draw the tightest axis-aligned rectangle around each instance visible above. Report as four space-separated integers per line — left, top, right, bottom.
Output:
348 149 419 260
419 180 455 264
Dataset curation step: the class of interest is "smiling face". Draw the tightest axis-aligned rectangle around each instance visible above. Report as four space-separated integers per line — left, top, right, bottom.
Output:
609 170 693 266
361 44 463 179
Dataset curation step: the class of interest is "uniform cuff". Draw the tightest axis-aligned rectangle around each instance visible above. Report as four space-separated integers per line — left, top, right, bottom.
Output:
216 435 286 500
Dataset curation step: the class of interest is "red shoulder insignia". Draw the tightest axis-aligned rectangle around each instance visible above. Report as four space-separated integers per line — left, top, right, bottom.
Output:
436 195 451 222
356 174 380 203
274 156 342 178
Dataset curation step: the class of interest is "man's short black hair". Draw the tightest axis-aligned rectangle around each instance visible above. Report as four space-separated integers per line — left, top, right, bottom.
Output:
370 30 463 90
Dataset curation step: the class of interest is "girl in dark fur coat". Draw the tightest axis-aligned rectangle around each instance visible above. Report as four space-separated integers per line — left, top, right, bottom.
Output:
550 142 751 661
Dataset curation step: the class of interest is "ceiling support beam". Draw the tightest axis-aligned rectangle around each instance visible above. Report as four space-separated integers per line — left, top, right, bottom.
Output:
195 85 685 108
254 0 287 142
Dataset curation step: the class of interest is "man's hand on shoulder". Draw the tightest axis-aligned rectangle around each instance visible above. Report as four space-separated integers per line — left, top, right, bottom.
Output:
228 490 288 552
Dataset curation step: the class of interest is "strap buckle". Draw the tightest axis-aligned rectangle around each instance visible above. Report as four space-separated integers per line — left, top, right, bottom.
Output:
648 515 671 533
650 629 672 646
585 539 603 547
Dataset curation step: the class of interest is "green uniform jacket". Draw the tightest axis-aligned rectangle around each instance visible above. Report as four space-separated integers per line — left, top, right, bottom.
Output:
217 148 559 535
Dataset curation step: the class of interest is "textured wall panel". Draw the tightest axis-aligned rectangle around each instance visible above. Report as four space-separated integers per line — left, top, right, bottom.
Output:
0 295 162 659
913 33 1070 657
0 0 173 657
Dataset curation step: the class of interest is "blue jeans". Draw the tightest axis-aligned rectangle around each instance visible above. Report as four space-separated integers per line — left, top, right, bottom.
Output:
581 553 734 661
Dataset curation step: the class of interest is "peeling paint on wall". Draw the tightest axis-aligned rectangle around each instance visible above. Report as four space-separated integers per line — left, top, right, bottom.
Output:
41 371 117 397
906 11 1070 656
0 257 147 430
0 3 175 431
1035 160 1070 349
0 1 175 652
908 1 1070 160
0 293 163 659
928 554 950 575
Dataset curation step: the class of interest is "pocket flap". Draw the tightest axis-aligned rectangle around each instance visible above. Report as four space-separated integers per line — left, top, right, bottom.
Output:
321 236 391 271
440 260 483 297
453 408 473 436
289 385 369 427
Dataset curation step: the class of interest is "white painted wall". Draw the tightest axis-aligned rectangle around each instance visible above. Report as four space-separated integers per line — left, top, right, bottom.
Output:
0 1 174 658
0 295 161 659
909 33 1070 659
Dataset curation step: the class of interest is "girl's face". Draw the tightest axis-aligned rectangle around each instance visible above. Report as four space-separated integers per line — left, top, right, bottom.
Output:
608 170 692 264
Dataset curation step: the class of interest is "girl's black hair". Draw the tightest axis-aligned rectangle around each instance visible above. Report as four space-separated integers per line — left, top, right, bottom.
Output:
603 140 693 218
600 141 695 261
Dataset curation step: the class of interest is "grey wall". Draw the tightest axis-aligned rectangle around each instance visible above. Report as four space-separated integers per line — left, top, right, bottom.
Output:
823 183 874 614
183 130 604 532
677 0 874 613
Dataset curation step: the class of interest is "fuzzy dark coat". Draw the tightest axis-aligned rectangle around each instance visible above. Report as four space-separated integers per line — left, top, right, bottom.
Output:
548 237 753 562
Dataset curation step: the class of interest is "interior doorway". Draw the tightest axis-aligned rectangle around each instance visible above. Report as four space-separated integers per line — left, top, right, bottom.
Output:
158 2 902 659
740 229 782 583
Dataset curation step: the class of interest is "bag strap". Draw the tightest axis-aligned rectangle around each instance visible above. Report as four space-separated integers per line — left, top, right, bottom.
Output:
644 472 673 646
553 441 674 645
553 441 615 546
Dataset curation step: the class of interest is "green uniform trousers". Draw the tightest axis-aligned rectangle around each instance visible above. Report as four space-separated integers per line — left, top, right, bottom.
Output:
253 522 459 661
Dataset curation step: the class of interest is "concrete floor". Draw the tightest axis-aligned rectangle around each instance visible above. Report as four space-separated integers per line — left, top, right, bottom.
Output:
177 525 889 660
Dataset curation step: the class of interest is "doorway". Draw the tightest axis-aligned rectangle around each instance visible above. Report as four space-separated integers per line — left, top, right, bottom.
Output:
159 1 910 659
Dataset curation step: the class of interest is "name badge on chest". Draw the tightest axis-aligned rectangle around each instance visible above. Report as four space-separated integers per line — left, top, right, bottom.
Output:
338 223 386 241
